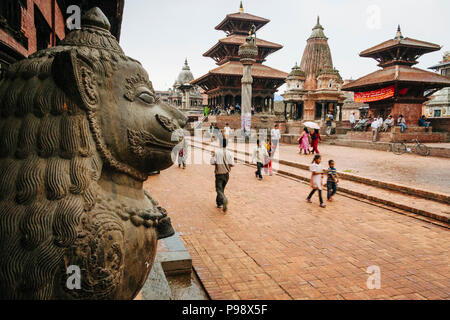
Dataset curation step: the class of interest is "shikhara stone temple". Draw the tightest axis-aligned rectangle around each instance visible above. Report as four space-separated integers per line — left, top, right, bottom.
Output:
192 2 287 113
282 17 345 122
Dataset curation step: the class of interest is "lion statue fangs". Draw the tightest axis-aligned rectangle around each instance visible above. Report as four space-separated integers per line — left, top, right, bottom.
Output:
0 7 184 300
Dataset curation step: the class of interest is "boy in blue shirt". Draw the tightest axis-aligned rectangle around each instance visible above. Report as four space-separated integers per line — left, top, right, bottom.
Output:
327 160 339 201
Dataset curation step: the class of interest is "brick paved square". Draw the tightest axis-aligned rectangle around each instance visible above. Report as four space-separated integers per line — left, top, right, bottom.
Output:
144 149 450 300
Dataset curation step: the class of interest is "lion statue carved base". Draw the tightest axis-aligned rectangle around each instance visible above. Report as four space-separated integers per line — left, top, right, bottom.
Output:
0 7 186 299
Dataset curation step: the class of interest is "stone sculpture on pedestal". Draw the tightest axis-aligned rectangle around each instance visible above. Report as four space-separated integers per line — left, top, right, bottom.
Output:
238 26 258 138
0 7 187 299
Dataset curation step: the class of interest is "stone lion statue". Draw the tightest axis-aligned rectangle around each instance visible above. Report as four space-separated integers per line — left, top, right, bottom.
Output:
0 8 187 299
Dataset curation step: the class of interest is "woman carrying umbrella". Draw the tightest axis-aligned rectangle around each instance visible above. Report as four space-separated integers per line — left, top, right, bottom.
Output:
298 127 310 155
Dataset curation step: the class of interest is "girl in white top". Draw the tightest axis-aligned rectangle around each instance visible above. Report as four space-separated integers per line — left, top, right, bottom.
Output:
307 155 326 208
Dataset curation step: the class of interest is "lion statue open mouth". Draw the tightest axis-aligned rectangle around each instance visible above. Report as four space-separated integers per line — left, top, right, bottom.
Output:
0 7 187 299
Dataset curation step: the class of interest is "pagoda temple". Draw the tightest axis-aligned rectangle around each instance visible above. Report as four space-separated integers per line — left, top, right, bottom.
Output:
342 26 450 125
282 17 345 122
192 2 287 113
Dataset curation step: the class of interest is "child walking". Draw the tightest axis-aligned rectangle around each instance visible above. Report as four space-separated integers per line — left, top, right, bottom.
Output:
264 138 273 176
307 155 326 208
327 160 339 201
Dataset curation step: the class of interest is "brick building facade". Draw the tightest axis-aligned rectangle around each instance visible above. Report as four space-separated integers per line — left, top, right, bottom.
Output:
0 0 124 75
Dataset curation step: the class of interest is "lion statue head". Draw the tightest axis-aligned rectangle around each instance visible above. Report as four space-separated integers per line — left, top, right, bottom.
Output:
0 7 186 299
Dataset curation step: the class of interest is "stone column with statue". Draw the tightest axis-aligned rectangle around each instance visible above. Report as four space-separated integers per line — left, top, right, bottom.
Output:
238 25 258 140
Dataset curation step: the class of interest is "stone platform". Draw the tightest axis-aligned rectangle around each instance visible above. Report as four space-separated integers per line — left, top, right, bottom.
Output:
135 232 209 300
343 126 446 143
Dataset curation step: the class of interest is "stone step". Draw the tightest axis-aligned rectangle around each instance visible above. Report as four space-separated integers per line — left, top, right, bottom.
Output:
326 139 450 158
391 126 431 133
342 131 446 143
158 232 193 276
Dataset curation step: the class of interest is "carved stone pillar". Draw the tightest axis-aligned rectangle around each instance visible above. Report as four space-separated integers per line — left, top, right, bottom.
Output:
239 35 258 136
321 102 326 121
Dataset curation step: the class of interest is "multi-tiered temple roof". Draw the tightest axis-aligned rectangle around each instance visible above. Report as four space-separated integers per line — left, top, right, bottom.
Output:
192 2 287 111
342 26 450 127
343 26 450 92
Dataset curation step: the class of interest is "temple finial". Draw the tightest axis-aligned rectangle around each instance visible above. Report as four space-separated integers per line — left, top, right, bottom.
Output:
317 16 320 25
239 1 244 13
395 25 404 40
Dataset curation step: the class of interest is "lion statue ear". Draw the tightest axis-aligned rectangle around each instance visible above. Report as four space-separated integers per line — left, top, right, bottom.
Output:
52 49 98 110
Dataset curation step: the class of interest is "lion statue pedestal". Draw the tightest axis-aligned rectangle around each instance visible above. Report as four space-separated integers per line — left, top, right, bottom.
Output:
0 7 187 299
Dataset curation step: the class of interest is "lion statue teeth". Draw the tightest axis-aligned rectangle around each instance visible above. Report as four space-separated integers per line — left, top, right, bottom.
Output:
0 7 187 300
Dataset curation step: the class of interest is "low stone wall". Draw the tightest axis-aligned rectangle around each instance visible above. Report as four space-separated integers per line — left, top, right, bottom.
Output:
429 118 450 132
204 115 277 131
429 118 450 141
325 139 450 158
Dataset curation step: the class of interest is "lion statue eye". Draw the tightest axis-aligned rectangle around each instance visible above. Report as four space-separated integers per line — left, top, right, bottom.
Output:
138 92 155 104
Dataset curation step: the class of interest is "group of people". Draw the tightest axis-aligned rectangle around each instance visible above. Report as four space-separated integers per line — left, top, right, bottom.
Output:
209 122 339 212
204 103 271 117
250 124 282 180
307 155 339 208
298 127 322 155
351 113 420 142
210 136 339 211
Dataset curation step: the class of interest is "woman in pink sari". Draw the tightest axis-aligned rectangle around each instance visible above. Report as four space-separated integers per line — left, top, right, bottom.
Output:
298 127 310 155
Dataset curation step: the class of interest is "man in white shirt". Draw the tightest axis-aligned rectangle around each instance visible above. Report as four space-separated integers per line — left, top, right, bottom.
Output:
223 123 232 140
210 138 235 212
371 117 379 142
252 139 269 181
349 112 356 131
270 124 281 155
377 116 383 127
383 115 394 132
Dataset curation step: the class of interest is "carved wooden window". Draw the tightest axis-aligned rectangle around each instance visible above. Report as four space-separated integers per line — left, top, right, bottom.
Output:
34 5 52 51
0 0 22 31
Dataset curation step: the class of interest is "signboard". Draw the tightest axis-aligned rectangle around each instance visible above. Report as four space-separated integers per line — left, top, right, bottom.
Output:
354 85 395 103
241 113 251 135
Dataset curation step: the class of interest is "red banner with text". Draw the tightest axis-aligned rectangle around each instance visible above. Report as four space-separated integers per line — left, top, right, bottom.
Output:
354 85 395 103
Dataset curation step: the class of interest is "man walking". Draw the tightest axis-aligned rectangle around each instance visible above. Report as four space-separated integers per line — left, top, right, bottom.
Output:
270 124 281 155
252 139 269 181
210 138 235 212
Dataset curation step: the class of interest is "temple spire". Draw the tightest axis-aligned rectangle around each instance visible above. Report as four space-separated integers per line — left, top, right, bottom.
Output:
309 16 326 39
395 25 404 40
314 16 323 29
183 58 190 70
239 1 244 13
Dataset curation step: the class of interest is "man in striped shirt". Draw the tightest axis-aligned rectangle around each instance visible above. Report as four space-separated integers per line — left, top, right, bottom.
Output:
327 160 339 202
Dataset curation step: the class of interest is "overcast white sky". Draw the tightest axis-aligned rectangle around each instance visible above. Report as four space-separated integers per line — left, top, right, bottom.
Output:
120 0 449 92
